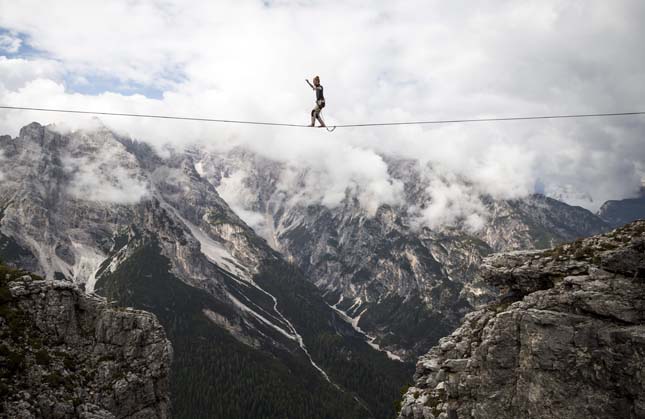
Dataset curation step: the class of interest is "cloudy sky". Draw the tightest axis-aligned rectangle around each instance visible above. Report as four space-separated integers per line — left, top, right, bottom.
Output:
0 0 644 222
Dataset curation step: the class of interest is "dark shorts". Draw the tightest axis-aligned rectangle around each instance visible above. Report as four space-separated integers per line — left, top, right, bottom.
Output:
312 100 325 116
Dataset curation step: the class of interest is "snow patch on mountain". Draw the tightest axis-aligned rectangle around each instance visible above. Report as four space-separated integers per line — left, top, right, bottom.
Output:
69 241 105 292
194 161 205 177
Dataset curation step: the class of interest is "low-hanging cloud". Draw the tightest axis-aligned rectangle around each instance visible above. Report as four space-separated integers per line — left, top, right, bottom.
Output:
412 176 488 233
0 0 644 226
64 155 150 204
216 169 269 233
270 140 405 215
61 130 151 204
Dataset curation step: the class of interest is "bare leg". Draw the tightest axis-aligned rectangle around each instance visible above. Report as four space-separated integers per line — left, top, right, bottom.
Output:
316 115 326 127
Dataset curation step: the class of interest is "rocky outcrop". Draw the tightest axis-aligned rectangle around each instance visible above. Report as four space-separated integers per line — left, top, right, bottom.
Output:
0 264 172 418
398 220 645 419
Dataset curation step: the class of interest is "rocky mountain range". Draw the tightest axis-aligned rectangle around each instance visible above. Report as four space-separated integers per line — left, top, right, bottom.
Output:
1 122 643 418
0 123 411 419
192 147 610 359
398 220 645 419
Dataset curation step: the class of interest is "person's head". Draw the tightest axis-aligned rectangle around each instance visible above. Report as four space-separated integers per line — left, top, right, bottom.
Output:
313 76 320 86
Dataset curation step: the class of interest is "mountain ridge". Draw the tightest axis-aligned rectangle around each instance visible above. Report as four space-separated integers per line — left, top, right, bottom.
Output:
2 122 643 418
192 147 611 359
0 122 412 419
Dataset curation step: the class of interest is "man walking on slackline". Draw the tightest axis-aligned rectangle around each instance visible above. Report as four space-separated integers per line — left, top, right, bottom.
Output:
306 76 326 127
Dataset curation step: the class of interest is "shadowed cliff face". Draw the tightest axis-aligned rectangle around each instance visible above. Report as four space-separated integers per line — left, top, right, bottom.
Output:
0 263 172 418
398 220 645 419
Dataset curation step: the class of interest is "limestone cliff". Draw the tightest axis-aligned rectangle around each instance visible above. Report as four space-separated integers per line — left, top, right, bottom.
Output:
0 264 172 418
398 220 645 419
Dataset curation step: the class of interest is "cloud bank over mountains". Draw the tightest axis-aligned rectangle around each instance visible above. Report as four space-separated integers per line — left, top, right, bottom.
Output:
0 0 644 227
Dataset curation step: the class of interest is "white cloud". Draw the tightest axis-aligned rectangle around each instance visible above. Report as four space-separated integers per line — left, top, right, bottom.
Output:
409 170 489 232
216 169 269 234
0 57 63 90
267 140 404 215
60 130 151 204
0 0 644 223
0 32 20 53
64 157 150 204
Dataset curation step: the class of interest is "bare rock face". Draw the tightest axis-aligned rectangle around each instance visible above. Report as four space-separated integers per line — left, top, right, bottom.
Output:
398 220 645 419
192 149 609 360
0 265 172 418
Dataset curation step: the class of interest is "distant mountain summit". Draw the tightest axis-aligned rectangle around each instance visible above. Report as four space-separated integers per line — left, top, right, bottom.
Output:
598 195 645 228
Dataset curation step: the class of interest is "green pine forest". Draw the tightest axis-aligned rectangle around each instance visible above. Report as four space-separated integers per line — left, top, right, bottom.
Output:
96 238 413 419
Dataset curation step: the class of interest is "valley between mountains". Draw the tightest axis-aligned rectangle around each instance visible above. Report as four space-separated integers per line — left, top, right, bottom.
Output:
0 123 641 418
